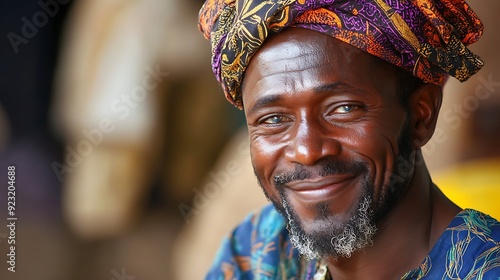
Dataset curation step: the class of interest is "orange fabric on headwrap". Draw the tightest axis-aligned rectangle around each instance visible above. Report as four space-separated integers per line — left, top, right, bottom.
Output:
199 0 484 109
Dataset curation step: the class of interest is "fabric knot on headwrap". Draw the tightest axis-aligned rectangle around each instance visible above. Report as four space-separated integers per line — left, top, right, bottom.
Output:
199 0 484 109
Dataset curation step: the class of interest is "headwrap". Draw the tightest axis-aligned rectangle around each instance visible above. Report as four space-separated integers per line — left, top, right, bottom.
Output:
199 0 484 109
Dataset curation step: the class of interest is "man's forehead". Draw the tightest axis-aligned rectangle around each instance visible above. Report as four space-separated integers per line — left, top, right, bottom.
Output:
242 31 398 111
248 29 367 78
257 28 362 61
243 29 385 104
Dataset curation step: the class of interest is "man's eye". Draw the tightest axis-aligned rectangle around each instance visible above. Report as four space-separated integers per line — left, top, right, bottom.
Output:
333 105 359 114
261 115 290 124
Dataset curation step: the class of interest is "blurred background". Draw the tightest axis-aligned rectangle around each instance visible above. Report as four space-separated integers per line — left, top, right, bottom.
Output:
0 0 498 279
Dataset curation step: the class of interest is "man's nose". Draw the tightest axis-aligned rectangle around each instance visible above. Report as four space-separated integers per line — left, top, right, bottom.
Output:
284 119 341 166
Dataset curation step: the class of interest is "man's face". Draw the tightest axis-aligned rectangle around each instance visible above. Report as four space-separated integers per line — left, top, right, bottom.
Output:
242 28 415 259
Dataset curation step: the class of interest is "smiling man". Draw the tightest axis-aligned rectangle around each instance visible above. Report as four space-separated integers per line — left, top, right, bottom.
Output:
198 0 500 279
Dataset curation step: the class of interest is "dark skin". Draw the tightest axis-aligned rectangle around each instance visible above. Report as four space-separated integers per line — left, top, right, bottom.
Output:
242 28 461 279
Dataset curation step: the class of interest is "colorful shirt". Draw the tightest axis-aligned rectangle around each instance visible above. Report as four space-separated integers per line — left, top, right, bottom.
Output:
206 204 500 279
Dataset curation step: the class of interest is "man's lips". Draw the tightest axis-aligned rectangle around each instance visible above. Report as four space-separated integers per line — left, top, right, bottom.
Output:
283 174 357 202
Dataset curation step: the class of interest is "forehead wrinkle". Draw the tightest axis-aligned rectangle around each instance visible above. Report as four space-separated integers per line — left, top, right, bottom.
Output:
258 41 314 61
249 68 311 100
259 49 332 74
249 55 334 97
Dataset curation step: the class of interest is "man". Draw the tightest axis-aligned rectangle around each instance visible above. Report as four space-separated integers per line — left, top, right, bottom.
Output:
198 0 500 279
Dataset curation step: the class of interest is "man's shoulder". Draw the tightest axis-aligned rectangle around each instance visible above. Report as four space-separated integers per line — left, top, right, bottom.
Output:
452 209 500 241
441 209 500 278
445 209 500 253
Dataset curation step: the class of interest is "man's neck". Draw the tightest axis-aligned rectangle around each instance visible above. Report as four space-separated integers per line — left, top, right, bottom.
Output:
325 159 461 280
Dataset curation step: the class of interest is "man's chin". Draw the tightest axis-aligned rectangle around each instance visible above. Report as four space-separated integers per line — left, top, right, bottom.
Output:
286 191 363 233
283 195 377 259
296 213 354 239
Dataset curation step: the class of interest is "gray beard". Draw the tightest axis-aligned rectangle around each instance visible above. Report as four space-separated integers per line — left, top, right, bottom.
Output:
281 194 377 260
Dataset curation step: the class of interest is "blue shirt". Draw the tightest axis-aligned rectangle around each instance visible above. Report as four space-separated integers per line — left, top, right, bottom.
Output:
206 204 500 279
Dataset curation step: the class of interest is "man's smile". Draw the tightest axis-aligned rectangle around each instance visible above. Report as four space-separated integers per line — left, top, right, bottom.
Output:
283 174 359 203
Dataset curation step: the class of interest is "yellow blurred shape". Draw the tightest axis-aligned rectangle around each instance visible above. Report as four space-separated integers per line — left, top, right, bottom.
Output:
435 159 500 220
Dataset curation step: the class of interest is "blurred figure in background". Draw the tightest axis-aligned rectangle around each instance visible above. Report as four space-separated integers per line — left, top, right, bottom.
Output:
52 0 170 238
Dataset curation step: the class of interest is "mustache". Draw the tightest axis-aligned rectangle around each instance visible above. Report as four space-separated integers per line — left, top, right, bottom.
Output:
274 158 367 186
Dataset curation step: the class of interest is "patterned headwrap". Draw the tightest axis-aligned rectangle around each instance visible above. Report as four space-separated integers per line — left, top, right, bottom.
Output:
199 0 484 108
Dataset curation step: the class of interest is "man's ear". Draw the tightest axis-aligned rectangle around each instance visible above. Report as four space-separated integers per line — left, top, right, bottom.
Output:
409 83 443 148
